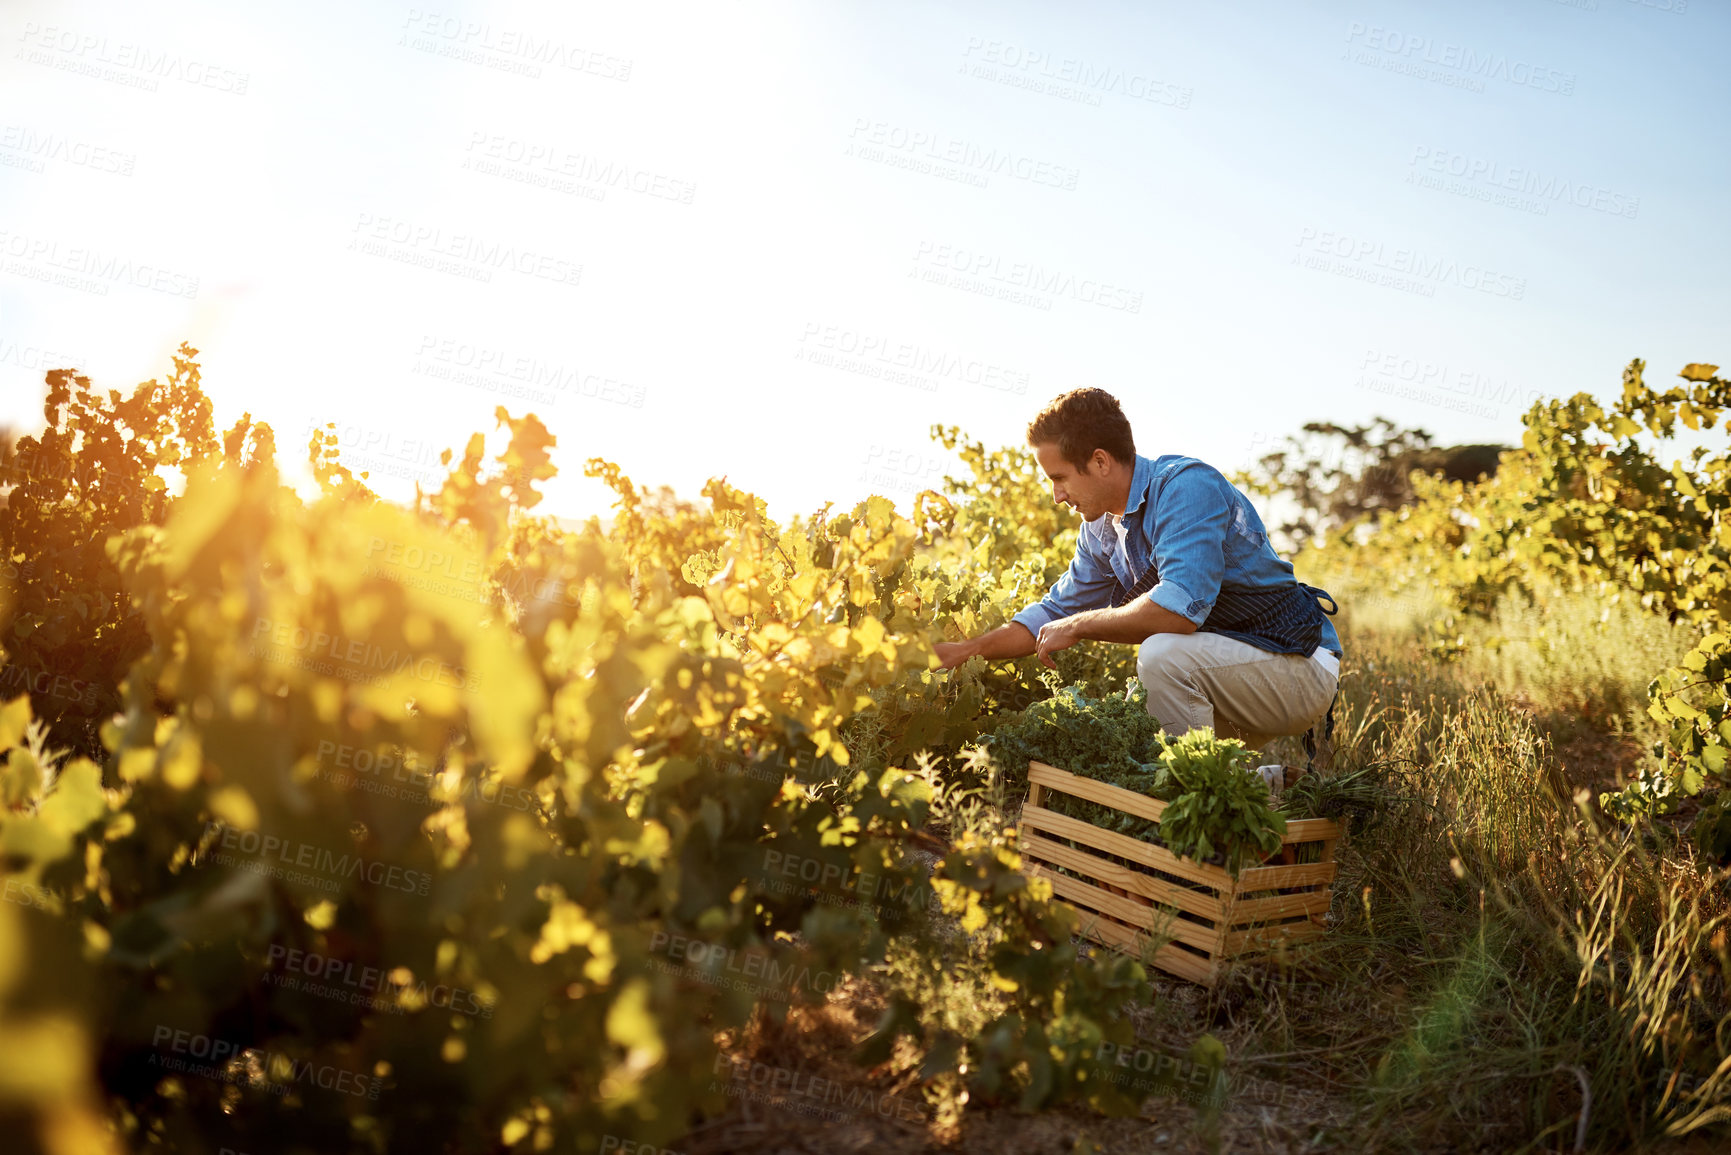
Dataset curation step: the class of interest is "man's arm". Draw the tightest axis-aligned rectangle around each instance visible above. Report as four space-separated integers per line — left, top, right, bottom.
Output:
1138 464 1232 626
934 622 1036 669
933 522 1116 670
1029 596 1195 668
936 592 1197 670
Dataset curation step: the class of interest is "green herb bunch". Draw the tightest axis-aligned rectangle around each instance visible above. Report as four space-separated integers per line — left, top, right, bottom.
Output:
1279 760 1389 829
1152 729 1288 876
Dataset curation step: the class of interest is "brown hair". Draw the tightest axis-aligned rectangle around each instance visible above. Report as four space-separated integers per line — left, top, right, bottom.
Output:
1026 388 1134 470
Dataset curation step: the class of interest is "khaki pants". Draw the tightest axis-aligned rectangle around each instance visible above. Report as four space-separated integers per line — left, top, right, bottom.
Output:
1136 631 1338 753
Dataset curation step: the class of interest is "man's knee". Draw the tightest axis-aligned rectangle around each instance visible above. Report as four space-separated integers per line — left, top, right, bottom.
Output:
1136 632 1195 687
1137 633 1208 735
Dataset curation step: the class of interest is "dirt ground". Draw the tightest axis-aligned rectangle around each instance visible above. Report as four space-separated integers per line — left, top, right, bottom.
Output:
675 968 1374 1155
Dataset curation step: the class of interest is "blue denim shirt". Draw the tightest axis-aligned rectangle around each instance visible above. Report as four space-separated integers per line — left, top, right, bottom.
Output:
1011 454 1343 658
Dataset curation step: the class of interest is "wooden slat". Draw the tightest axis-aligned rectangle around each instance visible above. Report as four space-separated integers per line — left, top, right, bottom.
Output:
1221 888 1332 926
1021 805 1231 891
1070 906 1217 985
1224 918 1327 954
1028 761 1167 822
1030 865 1224 954
1308 839 1339 927
1027 763 1340 847
1279 818 1343 844
1020 832 1225 922
1233 860 1337 892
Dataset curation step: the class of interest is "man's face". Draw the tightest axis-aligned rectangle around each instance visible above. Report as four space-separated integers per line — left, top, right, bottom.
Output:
1034 441 1114 521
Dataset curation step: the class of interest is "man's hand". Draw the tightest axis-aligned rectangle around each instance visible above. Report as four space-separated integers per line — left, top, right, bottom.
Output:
933 641 974 670
1035 618 1080 669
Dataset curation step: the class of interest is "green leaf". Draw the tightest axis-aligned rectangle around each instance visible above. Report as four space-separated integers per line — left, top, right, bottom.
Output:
1667 696 1702 722
0 696 31 749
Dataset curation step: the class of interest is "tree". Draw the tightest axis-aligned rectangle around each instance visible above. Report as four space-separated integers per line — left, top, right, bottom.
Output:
1234 418 1506 553
0 346 271 759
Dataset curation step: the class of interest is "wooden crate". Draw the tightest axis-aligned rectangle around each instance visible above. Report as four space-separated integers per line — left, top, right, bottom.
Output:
1016 760 1342 985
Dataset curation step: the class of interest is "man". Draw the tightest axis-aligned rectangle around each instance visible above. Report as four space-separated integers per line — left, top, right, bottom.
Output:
934 387 1341 754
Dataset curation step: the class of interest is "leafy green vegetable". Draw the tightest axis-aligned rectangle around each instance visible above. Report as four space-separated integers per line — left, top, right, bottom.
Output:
984 676 1170 802
1151 729 1286 877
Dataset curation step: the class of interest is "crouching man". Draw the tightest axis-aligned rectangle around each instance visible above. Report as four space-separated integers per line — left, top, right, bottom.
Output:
933 387 1341 754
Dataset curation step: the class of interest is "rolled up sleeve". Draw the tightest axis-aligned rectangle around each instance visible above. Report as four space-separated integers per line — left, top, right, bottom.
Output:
1143 466 1230 626
1011 528 1116 636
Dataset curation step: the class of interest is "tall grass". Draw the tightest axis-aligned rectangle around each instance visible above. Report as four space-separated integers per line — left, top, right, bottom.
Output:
1310 566 1699 726
1472 589 1702 726
1230 631 1731 1150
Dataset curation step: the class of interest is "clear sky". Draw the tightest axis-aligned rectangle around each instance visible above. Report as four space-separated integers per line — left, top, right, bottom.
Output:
2 0 1725 523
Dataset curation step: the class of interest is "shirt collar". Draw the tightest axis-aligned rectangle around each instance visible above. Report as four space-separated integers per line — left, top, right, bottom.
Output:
1119 454 1155 519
